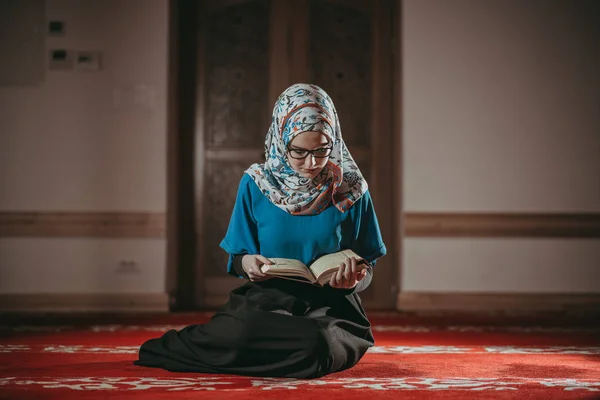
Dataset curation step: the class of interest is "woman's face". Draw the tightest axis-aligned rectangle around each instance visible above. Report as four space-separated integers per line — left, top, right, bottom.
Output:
287 131 332 179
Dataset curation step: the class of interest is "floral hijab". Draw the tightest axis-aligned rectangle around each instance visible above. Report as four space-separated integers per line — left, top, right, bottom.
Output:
245 83 368 215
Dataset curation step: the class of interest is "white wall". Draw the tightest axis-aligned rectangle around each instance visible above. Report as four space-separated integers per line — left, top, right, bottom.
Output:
402 0 600 292
0 0 168 294
2 0 598 298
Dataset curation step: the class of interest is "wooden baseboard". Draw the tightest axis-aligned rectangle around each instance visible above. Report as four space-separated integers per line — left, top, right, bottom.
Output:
397 292 600 312
0 293 169 313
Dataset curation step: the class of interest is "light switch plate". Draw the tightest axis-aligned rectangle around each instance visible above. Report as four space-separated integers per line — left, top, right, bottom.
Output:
48 21 65 36
48 49 73 70
74 50 102 72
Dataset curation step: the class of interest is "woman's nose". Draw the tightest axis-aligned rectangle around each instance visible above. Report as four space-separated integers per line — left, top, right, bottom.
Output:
305 154 317 167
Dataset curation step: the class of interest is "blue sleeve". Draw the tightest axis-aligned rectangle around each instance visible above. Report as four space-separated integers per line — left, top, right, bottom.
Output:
349 191 387 266
219 175 260 278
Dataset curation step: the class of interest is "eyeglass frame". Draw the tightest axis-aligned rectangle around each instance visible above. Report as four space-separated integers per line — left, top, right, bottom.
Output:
287 145 333 159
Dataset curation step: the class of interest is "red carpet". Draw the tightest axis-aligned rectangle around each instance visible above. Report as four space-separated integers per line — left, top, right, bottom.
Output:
1 312 599 399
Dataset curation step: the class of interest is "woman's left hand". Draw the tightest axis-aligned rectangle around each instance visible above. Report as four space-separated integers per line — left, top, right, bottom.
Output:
329 257 367 289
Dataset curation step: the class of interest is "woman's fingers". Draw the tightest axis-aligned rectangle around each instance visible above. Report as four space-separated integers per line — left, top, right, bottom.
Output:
328 259 366 289
249 265 270 281
328 258 367 288
243 254 273 281
335 262 345 287
329 269 337 287
256 255 273 266
340 258 361 288
249 263 262 275
344 258 353 283
356 268 367 281
255 255 271 273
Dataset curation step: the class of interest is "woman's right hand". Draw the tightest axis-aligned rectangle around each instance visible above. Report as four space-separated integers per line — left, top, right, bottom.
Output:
241 254 273 282
329 257 367 289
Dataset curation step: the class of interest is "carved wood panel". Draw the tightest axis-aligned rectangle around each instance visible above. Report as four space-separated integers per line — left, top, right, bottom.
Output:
204 162 248 277
205 0 269 148
309 0 372 147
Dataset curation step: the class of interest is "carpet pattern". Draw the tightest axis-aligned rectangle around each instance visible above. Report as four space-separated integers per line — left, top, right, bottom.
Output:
1 313 599 399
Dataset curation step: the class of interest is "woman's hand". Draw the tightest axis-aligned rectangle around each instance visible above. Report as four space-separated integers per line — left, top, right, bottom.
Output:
329 257 368 289
242 254 273 282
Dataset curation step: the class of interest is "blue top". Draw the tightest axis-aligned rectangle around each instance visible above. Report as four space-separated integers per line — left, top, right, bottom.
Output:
220 174 387 278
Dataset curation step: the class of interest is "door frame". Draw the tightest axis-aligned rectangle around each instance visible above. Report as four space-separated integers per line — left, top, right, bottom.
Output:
165 0 404 311
165 0 200 310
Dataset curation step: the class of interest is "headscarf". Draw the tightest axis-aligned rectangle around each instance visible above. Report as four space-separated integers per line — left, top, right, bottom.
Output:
245 83 368 215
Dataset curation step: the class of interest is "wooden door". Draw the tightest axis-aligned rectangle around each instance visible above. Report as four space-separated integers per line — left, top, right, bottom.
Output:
192 0 397 309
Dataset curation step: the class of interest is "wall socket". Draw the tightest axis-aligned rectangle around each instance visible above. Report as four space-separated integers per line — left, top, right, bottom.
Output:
116 260 140 274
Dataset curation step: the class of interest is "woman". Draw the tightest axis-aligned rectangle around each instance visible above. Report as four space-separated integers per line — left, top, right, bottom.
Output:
134 83 386 379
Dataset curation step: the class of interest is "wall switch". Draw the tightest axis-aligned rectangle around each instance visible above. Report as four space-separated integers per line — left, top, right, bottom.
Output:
48 21 65 36
75 50 102 72
48 49 73 70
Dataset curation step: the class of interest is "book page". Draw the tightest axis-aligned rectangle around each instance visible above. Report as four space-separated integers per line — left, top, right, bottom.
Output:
309 249 363 279
261 258 315 282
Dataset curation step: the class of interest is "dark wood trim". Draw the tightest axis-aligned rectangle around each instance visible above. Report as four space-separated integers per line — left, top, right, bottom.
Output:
204 0 250 13
404 212 600 238
165 0 179 307
0 212 164 237
366 0 396 309
398 292 600 312
268 0 291 107
190 0 207 310
290 0 309 84
325 0 371 13
391 0 403 306
2 212 598 239
169 0 200 310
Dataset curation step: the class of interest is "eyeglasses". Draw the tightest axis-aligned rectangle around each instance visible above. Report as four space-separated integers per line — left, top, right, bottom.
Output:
287 146 333 159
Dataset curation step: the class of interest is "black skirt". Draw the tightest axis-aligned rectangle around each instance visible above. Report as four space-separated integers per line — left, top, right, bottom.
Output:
133 279 374 379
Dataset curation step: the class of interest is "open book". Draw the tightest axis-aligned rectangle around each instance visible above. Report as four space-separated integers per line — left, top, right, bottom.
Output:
260 249 369 286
